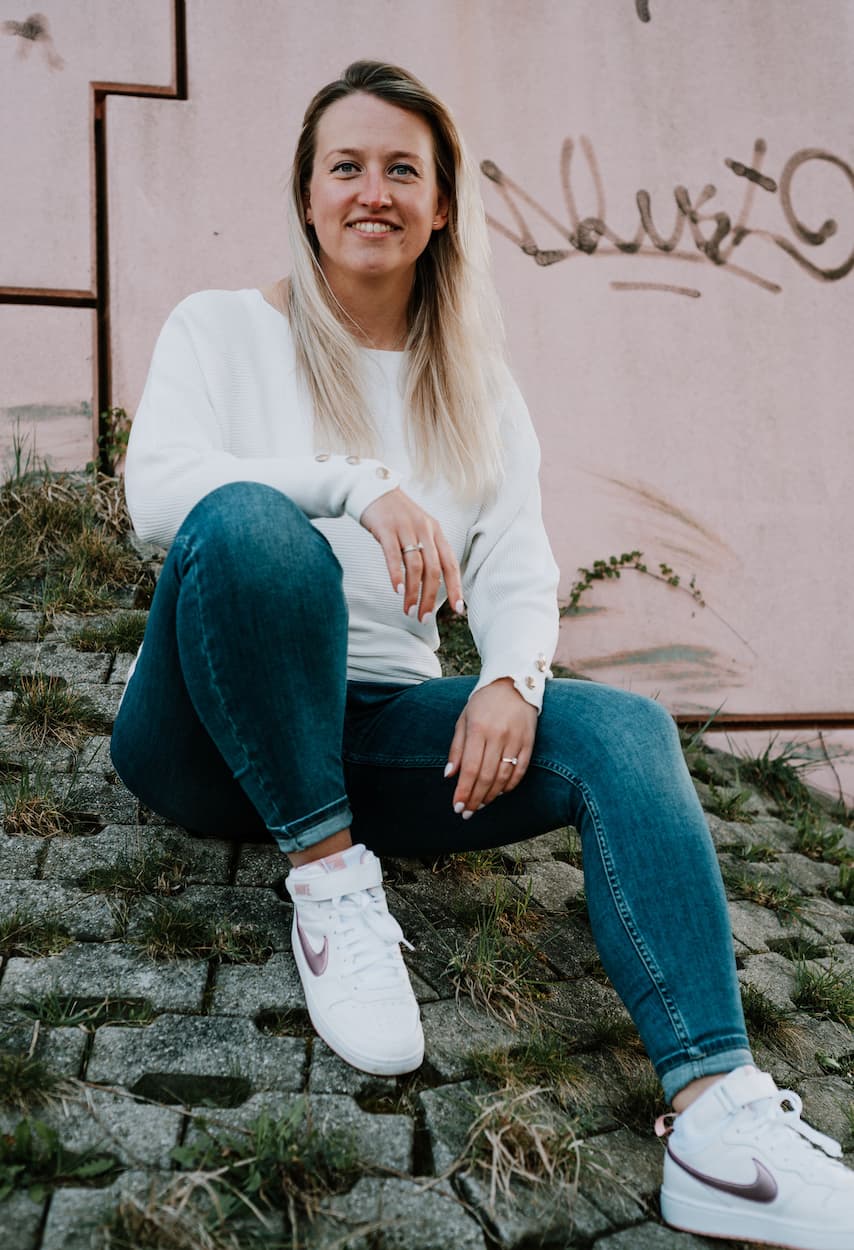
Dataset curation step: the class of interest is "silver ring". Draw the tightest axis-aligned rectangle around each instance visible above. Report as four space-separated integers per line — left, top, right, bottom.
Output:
401 542 424 554
501 756 519 766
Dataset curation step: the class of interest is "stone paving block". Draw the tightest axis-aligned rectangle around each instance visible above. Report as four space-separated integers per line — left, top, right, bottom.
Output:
545 978 631 1048
421 998 519 1082
0 1008 88 1076
64 772 138 824
500 827 577 865
87 1014 306 1094
38 1170 164 1250
26 647 112 684
71 733 114 774
0 1088 183 1170
0 726 74 772
800 896 854 941
209 950 304 1016
0 1190 45 1250
726 900 789 954
0 831 42 878
538 917 600 979
817 943 854 976
739 950 804 1010
776 852 841 895
109 651 136 684
42 823 232 885
419 1083 609 1247
308 1177 488 1250
308 1040 397 1100
126 884 291 951
593 1223 713 1249
512 859 585 912
234 840 288 886
73 682 125 722
384 885 460 994
0 879 117 940
0 943 207 1012
0 688 17 723
0 641 41 677
798 1075 854 1148
581 1127 662 1225
184 1090 414 1173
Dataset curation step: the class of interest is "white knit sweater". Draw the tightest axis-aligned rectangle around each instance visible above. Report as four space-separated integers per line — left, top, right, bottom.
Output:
124 288 560 709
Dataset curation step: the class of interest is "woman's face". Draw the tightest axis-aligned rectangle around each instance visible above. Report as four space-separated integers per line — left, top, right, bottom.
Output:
305 92 449 289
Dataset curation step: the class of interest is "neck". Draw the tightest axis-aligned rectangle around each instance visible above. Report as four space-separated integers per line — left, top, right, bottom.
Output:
320 262 413 351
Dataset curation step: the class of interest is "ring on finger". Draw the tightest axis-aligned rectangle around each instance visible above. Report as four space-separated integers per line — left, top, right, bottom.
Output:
401 542 424 555
501 756 519 766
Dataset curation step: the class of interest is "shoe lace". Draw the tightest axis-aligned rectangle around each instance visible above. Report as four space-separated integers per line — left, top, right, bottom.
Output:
336 888 414 991
747 1089 844 1171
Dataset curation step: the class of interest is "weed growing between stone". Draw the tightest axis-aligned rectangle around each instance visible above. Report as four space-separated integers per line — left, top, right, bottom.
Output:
613 1067 666 1135
736 738 837 819
0 909 74 957
133 902 273 964
704 784 755 824
828 864 854 906
168 1103 362 1241
0 1050 67 1114
0 605 23 642
0 1118 119 1202
722 869 805 923
10 672 109 747
463 1084 583 1211
792 961 854 1029
447 880 548 1028
739 984 806 1055
79 848 189 896
72 611 148 655
19 994 156 1031
720 841 778 864
794 812 850 865
470 1032 587 1111
1 765 76 837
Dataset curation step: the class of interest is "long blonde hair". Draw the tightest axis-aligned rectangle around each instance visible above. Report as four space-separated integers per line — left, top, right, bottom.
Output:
287 60 507 497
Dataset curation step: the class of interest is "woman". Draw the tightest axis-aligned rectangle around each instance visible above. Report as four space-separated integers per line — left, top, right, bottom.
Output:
111 61 852 1250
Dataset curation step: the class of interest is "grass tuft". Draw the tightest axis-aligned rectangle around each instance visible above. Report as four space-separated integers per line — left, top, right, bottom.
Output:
736 738 823 817
133 902 273 965
614 1068 666 1135
0 1117 119 1202
827 864 854 906
18 993 156 1031
705 784 755 824
1 770 75 838
79 849 189 897
463 1085 582 1209
470 1032 586 1110
0 910 74 957
723 869 805 923
71 611 148 655
10 672 109 747
793 812 850 864
0 1051 68 1113
719 841 778 864
792 962 854 1029
0 605 23 642
739 984 806 1054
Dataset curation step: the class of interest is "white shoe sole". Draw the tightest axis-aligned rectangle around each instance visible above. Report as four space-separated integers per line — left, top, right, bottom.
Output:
662 1188 853 1250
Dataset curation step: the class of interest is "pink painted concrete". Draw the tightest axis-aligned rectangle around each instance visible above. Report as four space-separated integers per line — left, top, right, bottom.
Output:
3 1 853 796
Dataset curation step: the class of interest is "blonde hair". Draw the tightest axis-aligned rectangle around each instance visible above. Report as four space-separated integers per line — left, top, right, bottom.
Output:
286 60 507 497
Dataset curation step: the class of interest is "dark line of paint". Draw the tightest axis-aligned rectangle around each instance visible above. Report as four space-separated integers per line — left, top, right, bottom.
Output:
611 281 701 297
724 158 777 193
636 0 651 22
679 713 854 731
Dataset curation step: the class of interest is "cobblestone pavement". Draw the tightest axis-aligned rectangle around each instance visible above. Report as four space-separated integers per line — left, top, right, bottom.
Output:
0 605 852 1249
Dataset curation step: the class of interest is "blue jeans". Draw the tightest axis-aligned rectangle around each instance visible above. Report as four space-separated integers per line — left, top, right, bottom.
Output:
111 482 752 1101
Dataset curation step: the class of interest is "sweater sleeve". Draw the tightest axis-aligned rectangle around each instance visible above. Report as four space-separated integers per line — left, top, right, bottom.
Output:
123 295 401 547
461 378 560 712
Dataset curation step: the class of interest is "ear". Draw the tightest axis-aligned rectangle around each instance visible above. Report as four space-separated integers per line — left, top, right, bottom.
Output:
432 189 449 231
302 191 313 225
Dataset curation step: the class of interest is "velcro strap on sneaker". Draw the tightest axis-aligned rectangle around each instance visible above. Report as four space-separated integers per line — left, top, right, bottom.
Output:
717 1067 778 1114
285 857 383 902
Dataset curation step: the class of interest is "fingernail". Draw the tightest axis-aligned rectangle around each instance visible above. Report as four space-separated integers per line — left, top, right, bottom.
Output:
477 803 485 810
396 583 404 595
444 762 455 778
462 810 474 820
422 611 433 624
407 605 417 618
455 599 465 614
454 801 465 814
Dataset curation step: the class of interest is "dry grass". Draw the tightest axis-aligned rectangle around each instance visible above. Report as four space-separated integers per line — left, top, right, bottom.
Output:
10 672 109 747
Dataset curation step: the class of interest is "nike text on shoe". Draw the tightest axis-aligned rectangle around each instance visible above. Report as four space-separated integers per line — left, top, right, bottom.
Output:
285 849 424 1076
656 1065 854 1250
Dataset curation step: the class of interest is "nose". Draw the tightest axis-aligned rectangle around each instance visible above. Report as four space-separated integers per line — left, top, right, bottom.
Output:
359 169 391 210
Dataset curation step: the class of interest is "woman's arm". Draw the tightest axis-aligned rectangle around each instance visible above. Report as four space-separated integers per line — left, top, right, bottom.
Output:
124 295 402 547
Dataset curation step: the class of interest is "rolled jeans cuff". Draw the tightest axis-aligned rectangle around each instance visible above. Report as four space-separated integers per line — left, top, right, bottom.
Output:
660 1045 754 1105
269 796 353 855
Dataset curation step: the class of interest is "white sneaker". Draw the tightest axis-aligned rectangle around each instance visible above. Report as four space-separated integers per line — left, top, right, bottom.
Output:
284 846 424 1076
657 1065 854 1250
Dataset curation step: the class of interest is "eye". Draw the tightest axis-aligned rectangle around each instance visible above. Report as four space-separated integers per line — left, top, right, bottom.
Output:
389 163 417 177
331 161 359 174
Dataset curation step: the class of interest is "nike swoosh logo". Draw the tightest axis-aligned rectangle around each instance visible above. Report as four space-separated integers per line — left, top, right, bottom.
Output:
296 921 328 976
667 1146 778 1203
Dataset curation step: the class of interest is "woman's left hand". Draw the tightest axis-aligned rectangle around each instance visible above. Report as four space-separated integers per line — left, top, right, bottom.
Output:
445 678 538 817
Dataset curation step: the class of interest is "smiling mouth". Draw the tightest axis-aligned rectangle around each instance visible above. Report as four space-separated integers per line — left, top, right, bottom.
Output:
348 222 400 234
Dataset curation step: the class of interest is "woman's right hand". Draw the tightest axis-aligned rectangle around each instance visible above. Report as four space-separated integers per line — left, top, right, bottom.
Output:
360 488 464 622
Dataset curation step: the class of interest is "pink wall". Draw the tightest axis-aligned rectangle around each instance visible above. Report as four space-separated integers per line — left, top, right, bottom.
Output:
3 1 853 798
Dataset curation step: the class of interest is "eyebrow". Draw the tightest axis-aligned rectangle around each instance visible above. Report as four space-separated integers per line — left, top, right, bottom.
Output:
322 148 425 165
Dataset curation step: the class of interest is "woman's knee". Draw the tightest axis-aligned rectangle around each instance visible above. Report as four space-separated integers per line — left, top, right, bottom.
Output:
179 483 342 587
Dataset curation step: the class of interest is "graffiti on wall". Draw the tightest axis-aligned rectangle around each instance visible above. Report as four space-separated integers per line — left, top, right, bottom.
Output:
482 137 854 296
1 11 64 69
635 0 651 22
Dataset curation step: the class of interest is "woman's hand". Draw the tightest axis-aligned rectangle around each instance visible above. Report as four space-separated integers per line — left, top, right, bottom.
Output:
445 678 537 817
360 488 464 622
